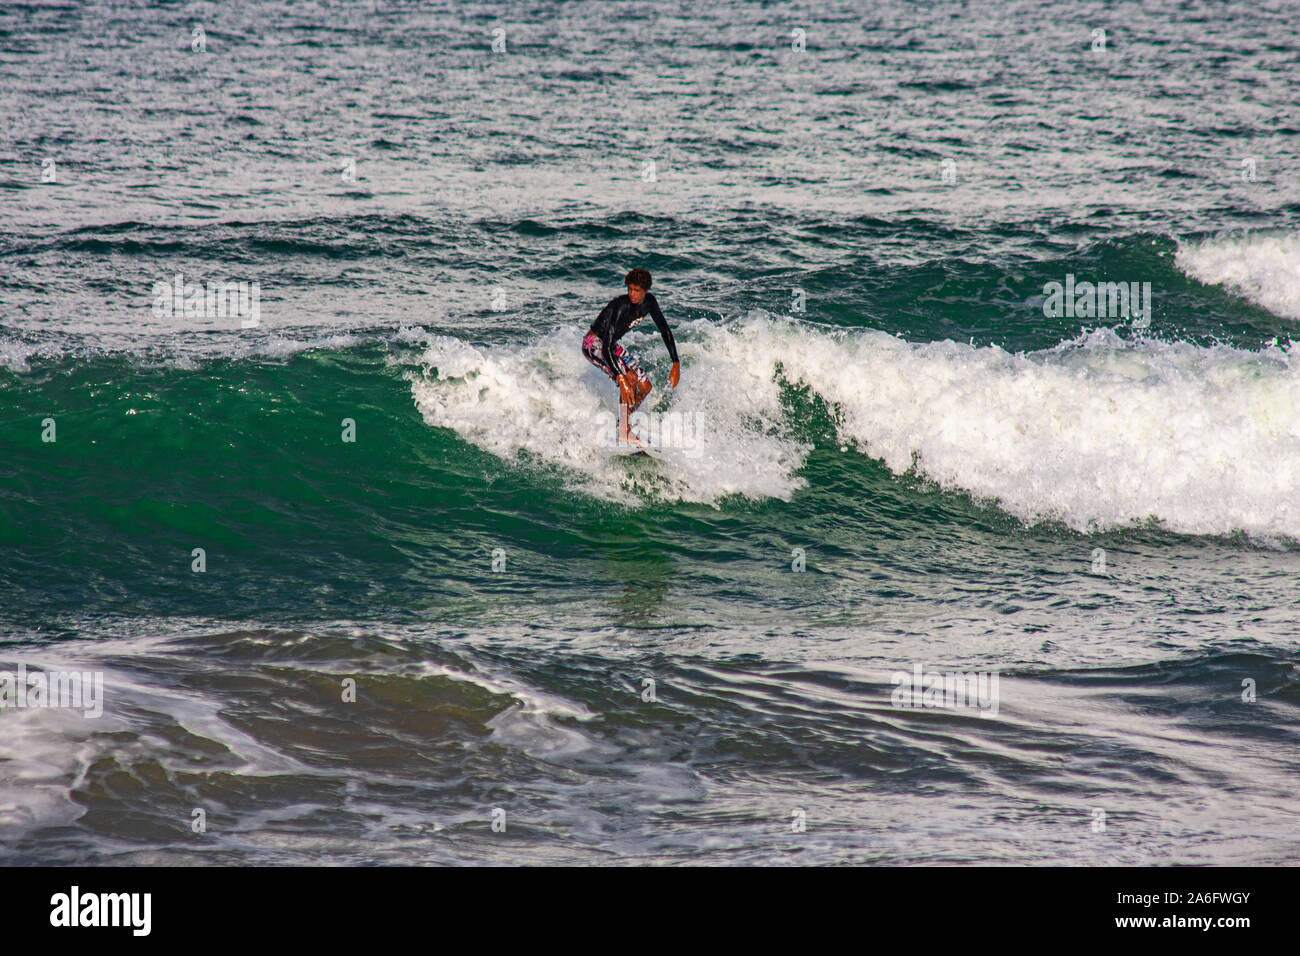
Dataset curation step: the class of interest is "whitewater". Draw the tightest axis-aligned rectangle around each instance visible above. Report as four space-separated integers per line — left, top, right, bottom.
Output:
412 312 1300 540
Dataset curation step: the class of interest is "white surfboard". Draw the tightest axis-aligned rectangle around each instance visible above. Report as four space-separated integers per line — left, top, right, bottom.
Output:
613 431 661 458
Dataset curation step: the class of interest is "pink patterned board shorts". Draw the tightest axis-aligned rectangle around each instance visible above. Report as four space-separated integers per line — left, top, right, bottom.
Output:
582 331 647 384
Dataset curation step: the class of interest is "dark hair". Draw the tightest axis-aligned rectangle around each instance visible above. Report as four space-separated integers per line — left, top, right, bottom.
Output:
624 268 652 290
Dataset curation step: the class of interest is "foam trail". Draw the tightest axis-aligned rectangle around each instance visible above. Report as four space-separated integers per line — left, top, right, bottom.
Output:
409 325 810 504
411 315 1300 540
1176 231 1300 320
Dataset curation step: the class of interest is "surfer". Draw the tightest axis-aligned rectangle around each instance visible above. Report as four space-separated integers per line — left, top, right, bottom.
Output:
582 268 681 443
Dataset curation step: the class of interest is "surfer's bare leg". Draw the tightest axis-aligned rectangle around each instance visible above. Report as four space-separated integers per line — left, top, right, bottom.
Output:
616 378 644 445
584 331 650 430
617 400 632 444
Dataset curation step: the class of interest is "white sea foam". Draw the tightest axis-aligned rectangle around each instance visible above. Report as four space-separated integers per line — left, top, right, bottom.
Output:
412 314 1300 539
1176 231 1300 320
409 325 810 504
0 338 62 373
762 316 1300 538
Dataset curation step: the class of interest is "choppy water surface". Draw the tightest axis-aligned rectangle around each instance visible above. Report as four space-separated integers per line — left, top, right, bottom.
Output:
2 0 1299 864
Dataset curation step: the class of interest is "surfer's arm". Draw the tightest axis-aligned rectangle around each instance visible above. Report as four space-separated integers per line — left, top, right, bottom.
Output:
595 299 622 375
647 294 681 386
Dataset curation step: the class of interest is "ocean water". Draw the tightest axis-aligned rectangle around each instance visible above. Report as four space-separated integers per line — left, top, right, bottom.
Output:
2 0 1300 865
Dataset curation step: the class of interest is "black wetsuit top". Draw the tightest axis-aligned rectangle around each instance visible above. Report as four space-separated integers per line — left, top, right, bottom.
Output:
590 292 679 370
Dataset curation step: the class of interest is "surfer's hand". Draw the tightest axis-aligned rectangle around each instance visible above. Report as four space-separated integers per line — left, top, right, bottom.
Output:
669 361 680 388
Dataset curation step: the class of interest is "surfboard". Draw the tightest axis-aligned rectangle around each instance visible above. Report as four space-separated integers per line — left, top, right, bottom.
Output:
613 430 660 458
617 446 659 459
614 440 660 459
